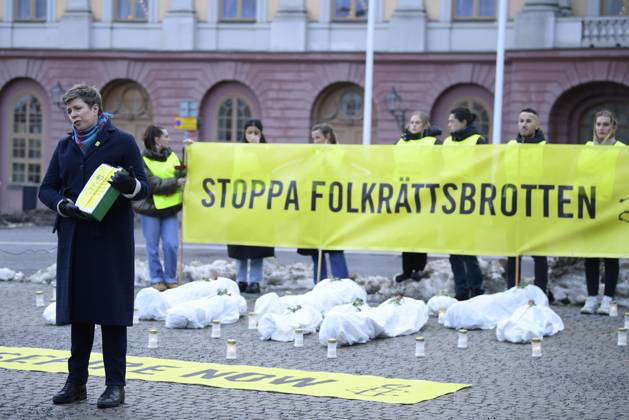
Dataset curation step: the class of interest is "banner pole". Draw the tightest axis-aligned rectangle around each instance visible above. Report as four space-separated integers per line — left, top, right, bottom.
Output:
316 249 323 283
177 142 188 285
514 255 521 287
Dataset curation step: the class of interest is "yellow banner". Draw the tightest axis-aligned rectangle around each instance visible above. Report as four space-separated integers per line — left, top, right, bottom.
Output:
183 143 629 258
0 346 468 404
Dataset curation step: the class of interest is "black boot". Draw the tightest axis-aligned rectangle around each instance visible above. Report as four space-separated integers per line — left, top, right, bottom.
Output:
52 378 87 404
246 283 261 294
410 270 426 281
97 385 125 409
470 288 485 298
455 290 470 301
237 281 247 293
394 271 412 283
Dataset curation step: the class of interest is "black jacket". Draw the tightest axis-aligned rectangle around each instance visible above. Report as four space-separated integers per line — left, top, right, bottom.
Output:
446 125 487 144
514 129 546 144
132 148 183 218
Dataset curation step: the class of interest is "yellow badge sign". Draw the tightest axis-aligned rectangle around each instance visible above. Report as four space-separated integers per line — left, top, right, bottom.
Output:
0 346 468 404
183 143 629 258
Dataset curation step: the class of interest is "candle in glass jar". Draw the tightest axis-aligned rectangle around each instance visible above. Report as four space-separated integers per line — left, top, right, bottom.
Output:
438 308 446 324
248 312 257 330
211 320 221 338
133 308 140 325
531 337 542 357
226 339 237 359
35 291 44 308
415 336 425 357
457 329 468 349
51 287 56 301
148 329 158 349
618 328 627 347
609 301 618 317
625 312 629 329
327 338 337 358
294 328 304 347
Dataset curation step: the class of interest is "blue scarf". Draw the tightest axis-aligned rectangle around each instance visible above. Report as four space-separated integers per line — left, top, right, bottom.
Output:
72 113 111 155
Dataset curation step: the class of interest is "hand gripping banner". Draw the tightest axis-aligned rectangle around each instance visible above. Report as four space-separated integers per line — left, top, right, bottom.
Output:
182 143 629 258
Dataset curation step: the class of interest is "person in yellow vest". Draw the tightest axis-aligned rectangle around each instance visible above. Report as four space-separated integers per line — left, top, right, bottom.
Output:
443 107 486 300
133 125 185 292
505 108 550 299
394 112 441 283
580 109 625 315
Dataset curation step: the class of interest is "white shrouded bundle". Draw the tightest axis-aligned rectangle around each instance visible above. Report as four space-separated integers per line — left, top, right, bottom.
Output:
367 296 429 337
302 278 368 314
496 303 564 343
257 304 323 342
165 294 247 329
443 285 549 330
43 302 56 325
318 300 382 346
135 278 241 321
427 295 458 316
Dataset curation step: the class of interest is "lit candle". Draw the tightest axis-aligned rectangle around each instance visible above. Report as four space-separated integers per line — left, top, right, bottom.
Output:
226 339 237 359
625 312 629 329
285 290 292 296
327 338 337 358
438 308 446 324
294 328 304 347
415 336 425 357
457 329 468 349
133 308 140 325
248 312 257 330
51 287 56 301
609 301 618 317
35 291 44 308
211 320 221 338
148 329 158 349
531 337 542 357
618 328 627 347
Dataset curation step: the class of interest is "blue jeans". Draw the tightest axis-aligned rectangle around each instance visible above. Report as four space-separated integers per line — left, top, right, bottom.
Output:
311 251 349 283
237 258 263 284
140 214 179 284
449 254 483 297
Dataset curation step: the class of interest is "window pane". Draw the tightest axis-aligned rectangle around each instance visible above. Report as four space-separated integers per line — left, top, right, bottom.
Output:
117 0 131 19
14 98 28 133
603 0 624 15
242 0 256 18
12 163 26 183
13 138 26 158
135 0 147 19
222 0 237 18
478 0 495 17
17 0 31 19
218 99 233 141
456 0 474 17
28 164 41 183
335 0 351 17
29 98 42 134
28 139 41 159
35 0 47 18
236 99 251 141
356 0 368 18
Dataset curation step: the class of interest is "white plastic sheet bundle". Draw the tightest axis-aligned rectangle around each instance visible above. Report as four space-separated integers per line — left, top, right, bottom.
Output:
257 304 323 342
43 302 56 325
367 296 429 337
165 293 247 329
427 295 458 316
496 303 564 343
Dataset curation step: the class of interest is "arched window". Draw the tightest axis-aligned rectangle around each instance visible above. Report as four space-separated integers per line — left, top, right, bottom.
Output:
102 80 153 147
453 98 491 139
217 97 252 141
10 95 43 185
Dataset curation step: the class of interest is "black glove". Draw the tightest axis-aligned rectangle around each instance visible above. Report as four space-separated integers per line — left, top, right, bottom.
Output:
108 170 136 195
59 200 86 220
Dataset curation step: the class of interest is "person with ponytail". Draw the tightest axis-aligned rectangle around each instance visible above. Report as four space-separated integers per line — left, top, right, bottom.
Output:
133 125 185 292
580 110 625 315
227 119 275 294
442 107 485 300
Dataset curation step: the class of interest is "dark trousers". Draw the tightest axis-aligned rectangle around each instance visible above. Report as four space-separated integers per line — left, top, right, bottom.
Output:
401 252 427 273
68 323 127 386
585 258 619 297
506 256 548 292
449 254 483 297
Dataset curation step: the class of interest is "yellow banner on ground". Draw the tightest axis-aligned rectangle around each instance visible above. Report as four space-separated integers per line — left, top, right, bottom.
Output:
0 346 468 404
183 143 629 257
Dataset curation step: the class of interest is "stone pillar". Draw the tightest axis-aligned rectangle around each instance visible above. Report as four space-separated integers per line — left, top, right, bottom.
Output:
388 0 427 52
514 0 560 49
270 0 308 51
162 0 196 50
58 0 93 49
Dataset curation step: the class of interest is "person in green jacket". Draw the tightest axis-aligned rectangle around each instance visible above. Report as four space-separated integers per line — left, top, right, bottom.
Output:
133 125 185 292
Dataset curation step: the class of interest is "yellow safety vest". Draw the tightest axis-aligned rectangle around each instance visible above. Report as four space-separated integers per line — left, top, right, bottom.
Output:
396 136 438 145
585 140 625 146
143 152 183 210
507 139 547 145
442 134 482 145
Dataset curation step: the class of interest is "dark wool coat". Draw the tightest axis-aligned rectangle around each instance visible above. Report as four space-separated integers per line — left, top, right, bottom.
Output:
227 244 275 260
39 120 149 326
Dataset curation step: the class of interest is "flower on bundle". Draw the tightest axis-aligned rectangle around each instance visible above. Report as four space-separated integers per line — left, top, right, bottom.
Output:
288 305 302 313
352 298 365 311
389 294 404 306
217 288 231 296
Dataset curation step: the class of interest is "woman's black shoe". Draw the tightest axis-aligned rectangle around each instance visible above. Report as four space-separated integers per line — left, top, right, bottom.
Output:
97 385 125 409
52 379 87 404
246 283 261 294
238 281 248 293
394 271 412 283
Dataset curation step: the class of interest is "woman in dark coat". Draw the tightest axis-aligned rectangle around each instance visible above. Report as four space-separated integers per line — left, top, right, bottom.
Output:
39 84 148 409
227 119 274 294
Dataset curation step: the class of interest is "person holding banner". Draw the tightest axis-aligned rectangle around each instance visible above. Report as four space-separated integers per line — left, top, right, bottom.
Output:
505 108 550 297
297 123 350 283
227 119 274 294
132 125 185 292
394 112 441 283
442 107 486 300
581 110 625 315
39 84 149 408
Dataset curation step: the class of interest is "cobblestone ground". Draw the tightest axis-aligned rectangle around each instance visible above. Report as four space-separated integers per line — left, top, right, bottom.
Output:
0 281 626 420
